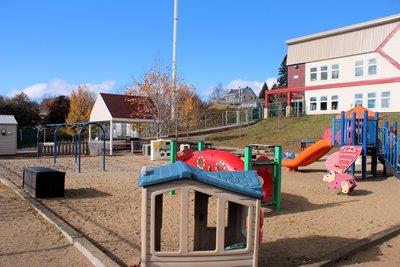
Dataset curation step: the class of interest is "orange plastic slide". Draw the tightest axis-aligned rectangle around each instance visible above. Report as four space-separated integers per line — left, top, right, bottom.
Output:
283 139 332 171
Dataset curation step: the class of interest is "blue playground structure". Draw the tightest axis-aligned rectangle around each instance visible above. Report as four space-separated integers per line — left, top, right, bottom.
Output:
331 107 400 179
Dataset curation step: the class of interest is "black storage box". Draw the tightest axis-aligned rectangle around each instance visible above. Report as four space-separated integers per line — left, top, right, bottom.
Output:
23 167 65 198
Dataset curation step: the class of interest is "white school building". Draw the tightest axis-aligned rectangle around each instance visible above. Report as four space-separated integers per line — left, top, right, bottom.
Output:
265 14 400 116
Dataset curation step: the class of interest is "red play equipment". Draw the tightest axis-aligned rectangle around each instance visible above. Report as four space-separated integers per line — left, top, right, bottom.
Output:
175 145 278 207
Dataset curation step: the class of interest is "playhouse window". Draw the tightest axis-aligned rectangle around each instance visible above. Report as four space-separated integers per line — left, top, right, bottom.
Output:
154 190 181 252
331 64 339 79
368 93 376 108
224 201 249 251
355 60 363 77
368 59 377 75
331 95 339 110
310 67 317 81
355 93 363 106
320 96 328 111
310 97 317 111
381 92 390 108
320 66 328 80
188 190 217 252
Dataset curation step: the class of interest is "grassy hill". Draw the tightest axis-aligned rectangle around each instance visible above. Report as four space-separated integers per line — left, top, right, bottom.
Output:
206 113 400 151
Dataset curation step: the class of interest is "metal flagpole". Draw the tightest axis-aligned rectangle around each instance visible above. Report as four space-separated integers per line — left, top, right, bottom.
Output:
172 0 179 118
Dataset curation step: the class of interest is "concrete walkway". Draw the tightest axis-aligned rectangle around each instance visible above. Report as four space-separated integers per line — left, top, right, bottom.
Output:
0 182 90 267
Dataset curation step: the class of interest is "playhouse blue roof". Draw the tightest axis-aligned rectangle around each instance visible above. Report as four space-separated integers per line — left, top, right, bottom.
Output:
139 161 263 199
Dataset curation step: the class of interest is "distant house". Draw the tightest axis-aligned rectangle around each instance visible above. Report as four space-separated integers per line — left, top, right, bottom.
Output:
224 87 259 107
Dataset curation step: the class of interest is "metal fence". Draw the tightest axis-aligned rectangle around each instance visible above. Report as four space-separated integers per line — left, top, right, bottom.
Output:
267 106 304 118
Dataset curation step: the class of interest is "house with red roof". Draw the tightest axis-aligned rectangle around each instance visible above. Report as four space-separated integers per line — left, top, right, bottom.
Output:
89 93 154 155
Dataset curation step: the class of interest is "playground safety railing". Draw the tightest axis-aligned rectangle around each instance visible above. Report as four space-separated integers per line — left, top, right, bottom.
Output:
378 127 400 174
331 111 379 147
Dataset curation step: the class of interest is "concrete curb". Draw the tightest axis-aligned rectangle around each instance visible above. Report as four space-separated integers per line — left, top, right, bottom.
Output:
0 176 120 267
304 224 400 266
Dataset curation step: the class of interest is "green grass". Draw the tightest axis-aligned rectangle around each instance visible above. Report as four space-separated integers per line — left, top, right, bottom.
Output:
206 113 400 151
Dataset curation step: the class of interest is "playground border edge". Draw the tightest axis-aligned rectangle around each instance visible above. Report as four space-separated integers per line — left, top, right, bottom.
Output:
304 223 400 266
0 176 120 267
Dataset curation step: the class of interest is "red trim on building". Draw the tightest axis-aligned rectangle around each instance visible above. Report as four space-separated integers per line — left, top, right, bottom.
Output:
377 50 400 70
376 23 400 51
376 23 400 70
265 76 400 95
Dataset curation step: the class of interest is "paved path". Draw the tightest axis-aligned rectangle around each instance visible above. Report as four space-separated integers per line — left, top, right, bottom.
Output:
0 182 90 267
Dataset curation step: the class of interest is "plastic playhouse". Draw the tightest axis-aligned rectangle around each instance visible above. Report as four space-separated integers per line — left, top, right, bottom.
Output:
170 141 282 211
139 162 263 267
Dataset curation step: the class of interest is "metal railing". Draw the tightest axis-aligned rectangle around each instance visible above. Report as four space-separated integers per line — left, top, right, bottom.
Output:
379 127 400 174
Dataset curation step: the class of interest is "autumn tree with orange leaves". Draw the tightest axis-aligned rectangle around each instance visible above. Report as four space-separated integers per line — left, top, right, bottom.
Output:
66 85 96 124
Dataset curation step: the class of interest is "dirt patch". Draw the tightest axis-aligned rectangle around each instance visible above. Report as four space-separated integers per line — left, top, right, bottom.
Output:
0 154 399 266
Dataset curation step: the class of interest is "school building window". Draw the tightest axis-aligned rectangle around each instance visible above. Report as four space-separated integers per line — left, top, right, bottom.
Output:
355 93 363 106
331 95 339 110
368 59 377 75
355 60 363 77
331 64 339 79
320 96 328 110
310 67 317 81
367 93 376 108
320 66 328 80
310 97 317 111
381 92 390 108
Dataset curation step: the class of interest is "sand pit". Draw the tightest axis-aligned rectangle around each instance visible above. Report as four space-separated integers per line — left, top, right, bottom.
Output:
0 180 90 266
0 154 399 266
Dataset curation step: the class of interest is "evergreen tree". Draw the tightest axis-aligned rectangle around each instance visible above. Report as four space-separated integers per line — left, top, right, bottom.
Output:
277 55 288 88
258 82 269 99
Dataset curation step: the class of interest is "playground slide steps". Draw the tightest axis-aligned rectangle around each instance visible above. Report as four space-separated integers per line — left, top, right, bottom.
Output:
378 155 400 179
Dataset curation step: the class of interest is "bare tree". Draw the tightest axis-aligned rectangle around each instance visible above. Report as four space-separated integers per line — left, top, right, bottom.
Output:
208 83 227 103
270 94 286 131
126 62 201 139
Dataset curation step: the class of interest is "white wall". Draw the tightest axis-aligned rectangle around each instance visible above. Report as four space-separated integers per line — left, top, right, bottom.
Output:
90 95 112 122
305 82 400 115
0 124 17 155
305 52 400 87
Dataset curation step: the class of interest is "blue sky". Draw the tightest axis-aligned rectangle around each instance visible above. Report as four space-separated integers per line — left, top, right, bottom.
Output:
0 0 399 100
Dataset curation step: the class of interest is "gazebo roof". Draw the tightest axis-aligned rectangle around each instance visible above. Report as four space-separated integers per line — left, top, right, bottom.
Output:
90 93 154 123
139 161 263 199
337 105 377 119
100 93 152 120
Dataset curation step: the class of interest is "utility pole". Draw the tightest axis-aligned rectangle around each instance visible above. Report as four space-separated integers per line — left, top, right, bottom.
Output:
172 0 178 118
172 0 179 138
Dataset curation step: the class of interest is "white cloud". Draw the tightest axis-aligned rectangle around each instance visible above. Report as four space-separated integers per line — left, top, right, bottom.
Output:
9 78 116 100
265 77 278 89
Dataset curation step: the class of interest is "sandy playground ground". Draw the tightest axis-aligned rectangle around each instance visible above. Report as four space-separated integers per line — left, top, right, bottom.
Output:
0 152 400 266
